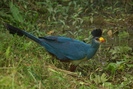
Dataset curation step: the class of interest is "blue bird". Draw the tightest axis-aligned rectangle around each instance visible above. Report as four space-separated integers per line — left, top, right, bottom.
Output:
5 23 105 72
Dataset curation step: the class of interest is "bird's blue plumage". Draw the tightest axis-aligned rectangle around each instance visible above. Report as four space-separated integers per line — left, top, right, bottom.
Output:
39 36 91 60
5 23 104 71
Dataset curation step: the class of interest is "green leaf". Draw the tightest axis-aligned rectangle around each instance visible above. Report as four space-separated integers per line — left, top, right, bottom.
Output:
0 76 13 85
93 74 101 84
100 73 108 83
105 63 117 75
9 2 24 23
109 46 132 54
23 42 32 50
5 46 11 59
127 64 133 68
118 31 129 39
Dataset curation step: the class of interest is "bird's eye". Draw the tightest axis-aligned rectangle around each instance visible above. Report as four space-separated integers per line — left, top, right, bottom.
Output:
95 38 99 41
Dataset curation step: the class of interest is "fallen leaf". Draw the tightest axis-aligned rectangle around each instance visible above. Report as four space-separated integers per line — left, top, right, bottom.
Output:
107 30 113 38
47 30 55 35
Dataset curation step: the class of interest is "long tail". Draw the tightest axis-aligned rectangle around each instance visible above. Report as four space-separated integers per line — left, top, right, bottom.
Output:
5 23 42 45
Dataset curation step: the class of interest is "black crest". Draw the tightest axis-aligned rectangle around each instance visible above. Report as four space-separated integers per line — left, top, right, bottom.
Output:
91 29 102 37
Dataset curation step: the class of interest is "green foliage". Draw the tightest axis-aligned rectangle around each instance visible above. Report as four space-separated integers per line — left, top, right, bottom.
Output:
118 31 129 39
0 0 133 89
5 46 11 59
109 46 132 55
105 63 117 75
10 2 24 23
90 73 108 84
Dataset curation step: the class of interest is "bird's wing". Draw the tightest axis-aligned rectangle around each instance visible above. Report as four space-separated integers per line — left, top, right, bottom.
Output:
39 36 91 60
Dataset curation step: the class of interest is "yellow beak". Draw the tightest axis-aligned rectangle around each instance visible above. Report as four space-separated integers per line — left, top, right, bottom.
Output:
99 37 105 43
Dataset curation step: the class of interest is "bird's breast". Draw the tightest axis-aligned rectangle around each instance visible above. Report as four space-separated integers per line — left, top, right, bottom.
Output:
71 57 87 66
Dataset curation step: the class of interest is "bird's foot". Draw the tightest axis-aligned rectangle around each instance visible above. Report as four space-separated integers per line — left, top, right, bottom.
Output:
69 65 77 72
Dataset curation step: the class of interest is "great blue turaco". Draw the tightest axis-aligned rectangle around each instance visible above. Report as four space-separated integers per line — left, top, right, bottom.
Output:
5 23 105 72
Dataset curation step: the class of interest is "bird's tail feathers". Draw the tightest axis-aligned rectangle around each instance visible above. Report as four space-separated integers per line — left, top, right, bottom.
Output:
5 23 42 44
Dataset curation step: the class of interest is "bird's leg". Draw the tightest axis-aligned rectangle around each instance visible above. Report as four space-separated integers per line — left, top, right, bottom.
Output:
69 65 77 72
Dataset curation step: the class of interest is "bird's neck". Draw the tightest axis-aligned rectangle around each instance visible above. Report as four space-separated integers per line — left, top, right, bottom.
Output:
91 40 100 48
87 40 100 59
91 40 100 53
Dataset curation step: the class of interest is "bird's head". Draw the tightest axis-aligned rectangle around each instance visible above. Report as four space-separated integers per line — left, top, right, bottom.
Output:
91 29 105 44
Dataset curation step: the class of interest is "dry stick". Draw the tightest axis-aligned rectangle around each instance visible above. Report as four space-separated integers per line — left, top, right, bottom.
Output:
44 64 90 86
